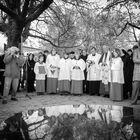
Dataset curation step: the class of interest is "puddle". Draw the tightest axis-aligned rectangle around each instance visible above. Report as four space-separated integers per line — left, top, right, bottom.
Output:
0 104 140 140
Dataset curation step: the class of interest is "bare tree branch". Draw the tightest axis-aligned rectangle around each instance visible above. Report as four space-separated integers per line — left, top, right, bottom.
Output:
28 33 85 48
25 0 53 25
104 0 130 11
0 2 20 20
125 5 138 41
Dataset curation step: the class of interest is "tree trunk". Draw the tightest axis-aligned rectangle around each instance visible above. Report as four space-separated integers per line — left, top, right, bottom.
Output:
7 17 23 50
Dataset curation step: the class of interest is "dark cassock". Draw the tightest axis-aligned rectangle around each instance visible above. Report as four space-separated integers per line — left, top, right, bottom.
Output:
80 51 88 93
121 49 134 99
27 55 35 92
0 54 5 98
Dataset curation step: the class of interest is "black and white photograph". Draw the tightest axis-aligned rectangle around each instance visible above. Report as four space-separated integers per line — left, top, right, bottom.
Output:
0 0 140 140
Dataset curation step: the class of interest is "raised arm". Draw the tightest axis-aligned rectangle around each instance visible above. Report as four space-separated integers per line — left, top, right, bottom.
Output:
16 55 26 67
3 53 13 64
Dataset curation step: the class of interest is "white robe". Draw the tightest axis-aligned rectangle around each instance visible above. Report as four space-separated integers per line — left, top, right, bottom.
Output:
86 53 101 81
34 62 47 80
109 57 124 84
58 58 72 81
46 54 60 78
71 59 86 80
99 51 111 84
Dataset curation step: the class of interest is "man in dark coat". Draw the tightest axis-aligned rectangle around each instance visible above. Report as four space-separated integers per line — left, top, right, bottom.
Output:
121 49 134 99
80 49 88 93
0 53 5 99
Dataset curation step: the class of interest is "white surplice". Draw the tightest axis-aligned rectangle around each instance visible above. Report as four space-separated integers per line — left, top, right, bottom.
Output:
71 59 86 80
46 54 60 78
109 57 124 84
58 58 72 81
86 53 101 81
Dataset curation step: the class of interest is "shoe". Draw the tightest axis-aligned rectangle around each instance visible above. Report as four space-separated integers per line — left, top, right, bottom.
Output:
2 100 7 104
11 97 18 101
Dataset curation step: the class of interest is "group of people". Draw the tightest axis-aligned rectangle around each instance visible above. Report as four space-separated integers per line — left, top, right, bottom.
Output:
0 43 140 105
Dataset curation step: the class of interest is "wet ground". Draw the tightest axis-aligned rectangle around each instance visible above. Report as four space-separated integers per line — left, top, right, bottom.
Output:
0 93 140 140
0 92 140 123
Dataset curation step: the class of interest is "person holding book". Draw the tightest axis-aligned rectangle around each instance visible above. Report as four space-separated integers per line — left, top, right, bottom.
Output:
46 48 60 94
34 54 47 95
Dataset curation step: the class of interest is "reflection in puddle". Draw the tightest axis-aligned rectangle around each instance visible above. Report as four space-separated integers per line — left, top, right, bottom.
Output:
0 104 139 140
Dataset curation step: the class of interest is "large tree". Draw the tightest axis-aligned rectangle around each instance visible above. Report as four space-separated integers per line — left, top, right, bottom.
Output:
0 0 53 49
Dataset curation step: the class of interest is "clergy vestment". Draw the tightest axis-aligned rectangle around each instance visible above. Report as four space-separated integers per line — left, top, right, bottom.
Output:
58 58 72 93
99 51 111 96
71 58 86 94
86 53 101 95
109 57 124 101
46 54 60 94
34 62 47 93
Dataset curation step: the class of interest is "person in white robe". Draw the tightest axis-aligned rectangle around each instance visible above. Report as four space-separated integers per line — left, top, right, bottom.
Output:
71 52 86 95
46 48 60 94
109 48 124 101
58 52 72 94
86 47 101 95
34 54 47 95
98 45 111 97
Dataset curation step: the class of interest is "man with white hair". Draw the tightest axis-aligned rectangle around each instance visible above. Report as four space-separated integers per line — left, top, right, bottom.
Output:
98 45 111 97
2 46 25 104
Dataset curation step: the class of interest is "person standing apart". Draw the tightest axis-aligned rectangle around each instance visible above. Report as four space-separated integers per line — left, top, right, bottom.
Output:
86 47 101 95
0 50 5 99
109 48 124 101
80 49 88 93
27 53 35 93
131 43 140 105
58 52 72 94
46 48 60 94
71 51 86 95
2 46 25 104
43 50 49 92
122 49 134 99
34 54 47 95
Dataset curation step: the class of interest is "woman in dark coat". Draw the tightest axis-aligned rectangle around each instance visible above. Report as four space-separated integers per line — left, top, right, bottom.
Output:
121 49 134 99
27 53 35 92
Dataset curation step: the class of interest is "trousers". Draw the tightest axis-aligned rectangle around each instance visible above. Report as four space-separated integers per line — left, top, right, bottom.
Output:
3 77 19 99
131 81 140 103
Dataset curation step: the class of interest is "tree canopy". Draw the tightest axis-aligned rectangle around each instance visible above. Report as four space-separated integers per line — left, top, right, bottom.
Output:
0 0 139 51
